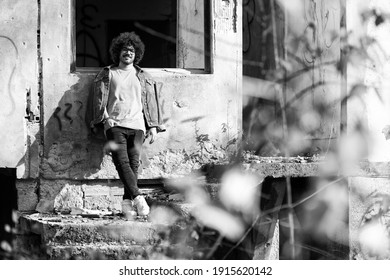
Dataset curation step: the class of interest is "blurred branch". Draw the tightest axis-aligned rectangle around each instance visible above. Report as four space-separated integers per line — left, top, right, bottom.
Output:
205 234 223 259
296 243 338 259
278 56 296 258
286 50 312 67
222 177 344 259
275 60 337 83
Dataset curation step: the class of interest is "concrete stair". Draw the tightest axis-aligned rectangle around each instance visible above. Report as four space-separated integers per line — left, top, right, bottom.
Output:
18 202 196 259
16 184 222 260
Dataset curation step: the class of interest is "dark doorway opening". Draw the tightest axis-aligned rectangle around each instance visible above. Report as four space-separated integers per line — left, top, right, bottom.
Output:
0 168 17 259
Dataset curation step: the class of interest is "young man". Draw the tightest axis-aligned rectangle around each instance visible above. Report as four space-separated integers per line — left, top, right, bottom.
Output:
87 32 165 218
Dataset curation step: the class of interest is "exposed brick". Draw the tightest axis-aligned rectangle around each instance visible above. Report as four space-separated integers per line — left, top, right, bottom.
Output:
83 185 110 196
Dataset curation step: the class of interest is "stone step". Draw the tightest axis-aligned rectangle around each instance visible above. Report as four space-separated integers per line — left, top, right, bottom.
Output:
17 182 222 259
46 242 197 260
36 180 220 214
47 243 152 260
19 212 185 245
18 212 202 259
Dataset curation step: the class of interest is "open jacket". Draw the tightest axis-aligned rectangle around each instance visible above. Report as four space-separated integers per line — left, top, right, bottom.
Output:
86 65 166 136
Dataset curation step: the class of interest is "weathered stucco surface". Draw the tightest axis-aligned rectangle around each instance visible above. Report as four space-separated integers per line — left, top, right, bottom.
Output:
0 0 39 178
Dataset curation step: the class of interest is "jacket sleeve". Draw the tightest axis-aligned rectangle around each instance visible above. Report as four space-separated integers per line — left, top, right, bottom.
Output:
141 71 166 133
154 81 166 132
85 69 107 138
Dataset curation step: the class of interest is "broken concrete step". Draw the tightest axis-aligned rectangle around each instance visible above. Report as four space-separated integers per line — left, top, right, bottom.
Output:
46 242 153 260
19 214 172 245
46 242 196 260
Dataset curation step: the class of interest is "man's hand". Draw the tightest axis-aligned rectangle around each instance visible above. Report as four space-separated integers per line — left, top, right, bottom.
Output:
107 118 118 127
147 127 157 144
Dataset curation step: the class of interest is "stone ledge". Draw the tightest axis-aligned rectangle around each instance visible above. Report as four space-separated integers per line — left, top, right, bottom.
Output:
46 243 153 260
243 158 390 178
46 243 196 260
18 212 198 260
19 213 169 245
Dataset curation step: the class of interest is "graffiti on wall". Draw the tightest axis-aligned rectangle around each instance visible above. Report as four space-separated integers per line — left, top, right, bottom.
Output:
242 0 255 54
302 0 338 66
76 3 104 67
299 0 339 140
242 0 283 78
43 93 92 178
53 100 84 132
0 36 18 116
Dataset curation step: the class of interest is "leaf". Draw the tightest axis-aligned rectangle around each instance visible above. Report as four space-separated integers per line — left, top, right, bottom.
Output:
382 125 390 140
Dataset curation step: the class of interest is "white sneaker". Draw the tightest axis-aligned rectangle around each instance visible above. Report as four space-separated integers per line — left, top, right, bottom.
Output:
121 199 137 220
133 195 150 216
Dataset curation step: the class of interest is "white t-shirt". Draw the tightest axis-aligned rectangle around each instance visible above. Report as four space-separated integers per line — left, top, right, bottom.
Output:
105 66 145 133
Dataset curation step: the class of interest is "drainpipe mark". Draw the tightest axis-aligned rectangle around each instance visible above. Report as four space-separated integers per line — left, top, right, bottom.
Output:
232 0 237 33
37 0 44 149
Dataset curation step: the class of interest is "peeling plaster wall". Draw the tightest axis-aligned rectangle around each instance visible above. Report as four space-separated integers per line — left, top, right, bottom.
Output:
38 0 242 180
0 0 39 178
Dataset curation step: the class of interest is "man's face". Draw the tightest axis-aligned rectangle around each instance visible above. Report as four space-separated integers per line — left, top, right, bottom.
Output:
119 45 135 65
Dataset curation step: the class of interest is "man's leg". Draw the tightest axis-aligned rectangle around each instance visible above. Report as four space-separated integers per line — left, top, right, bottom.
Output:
126 130 144 181
127 129 149 215
106 127 141 200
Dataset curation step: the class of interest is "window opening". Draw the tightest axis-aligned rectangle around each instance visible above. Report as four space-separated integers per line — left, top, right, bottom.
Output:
75 0 211 71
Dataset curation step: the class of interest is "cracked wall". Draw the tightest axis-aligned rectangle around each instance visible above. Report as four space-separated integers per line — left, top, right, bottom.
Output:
0 0 39 178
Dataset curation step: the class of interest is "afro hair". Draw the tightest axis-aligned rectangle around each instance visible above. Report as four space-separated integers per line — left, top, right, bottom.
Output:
109 32 145 65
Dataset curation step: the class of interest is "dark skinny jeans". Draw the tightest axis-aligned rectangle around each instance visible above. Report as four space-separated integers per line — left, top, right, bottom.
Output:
105 127 144 200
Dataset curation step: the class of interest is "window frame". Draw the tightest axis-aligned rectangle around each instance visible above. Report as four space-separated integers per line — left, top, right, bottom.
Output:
70 0 213 74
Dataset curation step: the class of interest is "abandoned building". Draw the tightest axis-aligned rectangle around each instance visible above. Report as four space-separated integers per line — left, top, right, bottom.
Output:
1 0 390 260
